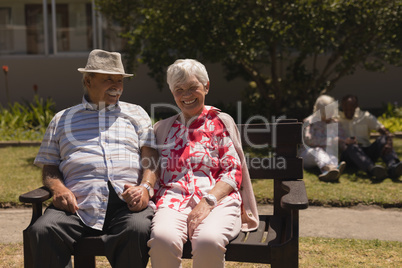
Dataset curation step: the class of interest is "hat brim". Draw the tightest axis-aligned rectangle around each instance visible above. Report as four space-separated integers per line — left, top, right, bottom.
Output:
78 68 133 77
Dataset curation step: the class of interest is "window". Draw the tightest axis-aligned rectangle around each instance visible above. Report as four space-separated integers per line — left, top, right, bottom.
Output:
0 0 124 56
0 7 13 53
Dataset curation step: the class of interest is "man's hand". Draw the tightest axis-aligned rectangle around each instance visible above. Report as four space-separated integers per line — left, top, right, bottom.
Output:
43 165 78 214
345 137 358 145
382 136 394 156
122 184 149 211
52 185 79 214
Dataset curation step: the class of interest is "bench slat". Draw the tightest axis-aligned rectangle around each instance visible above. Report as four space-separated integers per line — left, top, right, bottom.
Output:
248 157 303 179
234 221 267 245
239 123 302 149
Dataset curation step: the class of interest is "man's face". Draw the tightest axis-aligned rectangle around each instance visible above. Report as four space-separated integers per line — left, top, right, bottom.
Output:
85 73 124 106
342 98 358 120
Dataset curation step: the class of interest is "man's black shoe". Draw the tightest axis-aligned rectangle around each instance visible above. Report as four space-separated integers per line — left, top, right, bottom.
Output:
369 165 387 182
388 162 402 179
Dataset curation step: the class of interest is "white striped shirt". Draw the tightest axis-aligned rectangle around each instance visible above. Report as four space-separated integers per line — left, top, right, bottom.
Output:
34 97 156 230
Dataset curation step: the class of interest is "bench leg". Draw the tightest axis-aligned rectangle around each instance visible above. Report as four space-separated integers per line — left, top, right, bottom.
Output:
22 229 33 268
74 255 96 268
271 239 299 268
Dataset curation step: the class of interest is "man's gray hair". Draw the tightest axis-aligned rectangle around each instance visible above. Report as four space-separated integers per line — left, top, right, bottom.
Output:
167 59 209 91
82 72 96 94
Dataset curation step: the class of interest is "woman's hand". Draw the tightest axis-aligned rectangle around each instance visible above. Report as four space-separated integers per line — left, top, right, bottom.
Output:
122 184 149 211
187 198 213 239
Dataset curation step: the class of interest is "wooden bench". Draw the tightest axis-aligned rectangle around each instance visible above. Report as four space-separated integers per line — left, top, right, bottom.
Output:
20 120 308 267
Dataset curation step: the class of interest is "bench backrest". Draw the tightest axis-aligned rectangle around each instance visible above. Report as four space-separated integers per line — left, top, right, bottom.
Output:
238 121 303 180
238 120 304 216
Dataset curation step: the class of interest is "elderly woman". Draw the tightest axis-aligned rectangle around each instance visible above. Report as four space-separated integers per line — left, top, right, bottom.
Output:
148 59 259 267
299 95 346 182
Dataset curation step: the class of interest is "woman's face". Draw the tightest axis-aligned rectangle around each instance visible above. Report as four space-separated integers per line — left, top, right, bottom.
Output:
172 76 209 120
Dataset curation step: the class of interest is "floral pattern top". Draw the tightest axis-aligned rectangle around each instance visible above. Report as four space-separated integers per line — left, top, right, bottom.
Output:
154 106 242 211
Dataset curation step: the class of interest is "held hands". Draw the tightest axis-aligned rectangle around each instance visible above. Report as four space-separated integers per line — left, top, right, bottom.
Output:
122 184 149 212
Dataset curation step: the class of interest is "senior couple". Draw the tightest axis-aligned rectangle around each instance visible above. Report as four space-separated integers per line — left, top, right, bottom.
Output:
300 94 402 182
28 49 259 268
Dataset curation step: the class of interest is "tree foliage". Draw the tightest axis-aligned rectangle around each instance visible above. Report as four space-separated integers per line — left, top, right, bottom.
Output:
96 0 402 119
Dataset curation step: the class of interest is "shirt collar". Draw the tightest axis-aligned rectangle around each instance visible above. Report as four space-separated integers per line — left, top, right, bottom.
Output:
189 106 221 127
176 106 221 128
82 95 120 111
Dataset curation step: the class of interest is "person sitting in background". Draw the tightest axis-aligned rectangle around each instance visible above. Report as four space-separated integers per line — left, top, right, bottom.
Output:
339 94 402 181
300 95 346 182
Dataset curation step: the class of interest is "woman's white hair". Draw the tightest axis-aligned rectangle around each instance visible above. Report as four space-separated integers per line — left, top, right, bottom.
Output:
313 95 337 119
167 59 209 91
313 95 335 112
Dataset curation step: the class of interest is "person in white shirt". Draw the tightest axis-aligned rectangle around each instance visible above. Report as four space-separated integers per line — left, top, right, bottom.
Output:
339 94 401 181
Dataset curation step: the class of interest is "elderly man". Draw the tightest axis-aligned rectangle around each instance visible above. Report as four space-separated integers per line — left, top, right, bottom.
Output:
28 49 158 268
339 94 401 181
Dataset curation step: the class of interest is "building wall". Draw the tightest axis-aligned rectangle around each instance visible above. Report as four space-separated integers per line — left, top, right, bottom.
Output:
0 55 248 112
1 55 401 116
331 66 402 110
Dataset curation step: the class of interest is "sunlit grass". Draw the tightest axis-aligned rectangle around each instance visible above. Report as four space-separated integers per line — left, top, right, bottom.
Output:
2 238 401 267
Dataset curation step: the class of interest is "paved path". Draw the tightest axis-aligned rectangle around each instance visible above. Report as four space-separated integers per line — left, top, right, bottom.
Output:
1 205 401 244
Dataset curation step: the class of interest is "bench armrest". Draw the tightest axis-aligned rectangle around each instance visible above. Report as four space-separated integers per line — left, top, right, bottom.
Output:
280 180 308 210
19 186 52 204
19 186 52 227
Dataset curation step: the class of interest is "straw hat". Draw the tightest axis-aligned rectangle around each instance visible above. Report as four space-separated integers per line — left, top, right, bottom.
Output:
78 49 133 77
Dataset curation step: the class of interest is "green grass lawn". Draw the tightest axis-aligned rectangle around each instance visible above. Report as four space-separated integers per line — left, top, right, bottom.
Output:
0 146 42 207
2 238 401 267
0 140 401 207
